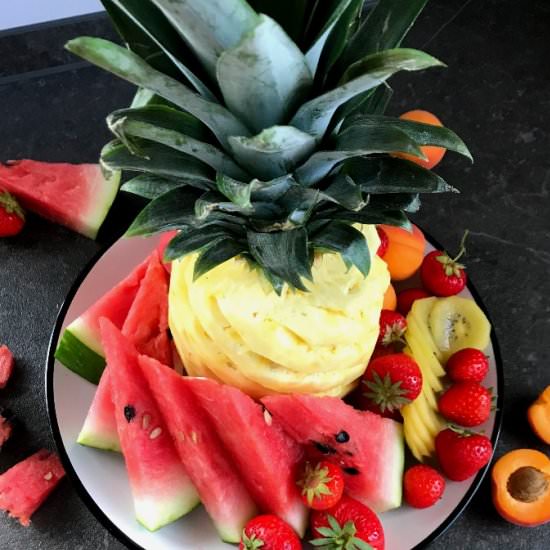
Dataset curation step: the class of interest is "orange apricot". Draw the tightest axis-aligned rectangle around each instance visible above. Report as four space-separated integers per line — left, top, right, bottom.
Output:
394 110 447 170
382 284 397 311
378 224 426 281
528 386 550 444
492 449 550 527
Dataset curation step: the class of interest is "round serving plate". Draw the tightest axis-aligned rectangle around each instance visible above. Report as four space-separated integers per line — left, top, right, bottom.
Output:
46 233 503 550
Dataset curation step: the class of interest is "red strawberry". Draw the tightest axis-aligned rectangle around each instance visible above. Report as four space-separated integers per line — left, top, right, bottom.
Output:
358 354 422 418
377 310 407 350
0 345 14 389
438 382 492 427
0 190 25 237
297 461 344 510
435 427 493 481
404 465 445 508
240 515 301 550
376 226 389 258
446 348 489 383
420 231 469 296
396 288 431 316
310 495 384 550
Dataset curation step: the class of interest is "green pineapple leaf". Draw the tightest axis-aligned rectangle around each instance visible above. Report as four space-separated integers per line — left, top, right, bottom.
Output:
290 48 444 139
215 174 253 208
368 193 421 213
126 186 201 236
311 222 371 276
195 191 283 221
322 174 367 211
65 37 250 149
100 140 213 182
164 226 242 261
193 237 247 280
343 114 472 160
121 174 207 200
229 126 316 180
149 0 258 79
217 15 313 132
345 157 459 194
250 176 296 202
102 0 217 100
247 228 312 291
319 207 412 229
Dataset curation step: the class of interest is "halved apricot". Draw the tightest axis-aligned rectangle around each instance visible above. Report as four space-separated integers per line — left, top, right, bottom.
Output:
528 386 550 444
382 284 397 311
378 224 426 281
492 449 550 527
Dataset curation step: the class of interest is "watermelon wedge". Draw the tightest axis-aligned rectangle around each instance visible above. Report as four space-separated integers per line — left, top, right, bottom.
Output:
139 356 257 542
55 255 149 384
0 160 119 239
99 318 199 531
78 251 172 452
0 450 65 526
262 394 404 512
188 378 308 537
0 345 14 389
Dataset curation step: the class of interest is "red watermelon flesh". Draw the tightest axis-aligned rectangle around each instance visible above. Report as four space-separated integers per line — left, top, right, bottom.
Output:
0 159 120 239
139 356 257 542
99 318 199 531
156 230 177 274
0 450 65 526
55 255 150 384
188 378 308 537
0 345 14 389
262 394 404 512
78 251 172 452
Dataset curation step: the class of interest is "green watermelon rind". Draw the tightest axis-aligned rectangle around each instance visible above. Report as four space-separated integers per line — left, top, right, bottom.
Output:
81 168 121 240
135 495 201 532
77 424 121 453
54 328 105 384
388 423 405 510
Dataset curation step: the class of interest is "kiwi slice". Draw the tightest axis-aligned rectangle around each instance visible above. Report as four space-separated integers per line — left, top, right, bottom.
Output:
428 296 491 360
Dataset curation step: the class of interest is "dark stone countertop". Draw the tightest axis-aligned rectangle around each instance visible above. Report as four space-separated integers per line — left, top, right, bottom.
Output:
1 1 550 548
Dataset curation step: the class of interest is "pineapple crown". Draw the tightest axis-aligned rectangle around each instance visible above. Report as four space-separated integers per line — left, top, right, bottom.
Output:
66 0 472 293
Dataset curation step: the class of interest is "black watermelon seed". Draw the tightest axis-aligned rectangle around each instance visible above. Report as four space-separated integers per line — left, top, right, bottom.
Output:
344 467 360 475
124 405 136 423
314 441 337 455
345 451 354 457
335 430 350 443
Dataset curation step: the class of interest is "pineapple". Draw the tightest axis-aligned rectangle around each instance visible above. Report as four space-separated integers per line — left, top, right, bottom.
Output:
66 0 472 396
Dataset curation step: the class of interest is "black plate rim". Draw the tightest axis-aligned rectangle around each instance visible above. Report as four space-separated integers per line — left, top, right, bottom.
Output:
45 230 504 550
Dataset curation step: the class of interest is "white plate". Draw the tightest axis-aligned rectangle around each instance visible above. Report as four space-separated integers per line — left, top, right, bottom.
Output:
46 234 503 550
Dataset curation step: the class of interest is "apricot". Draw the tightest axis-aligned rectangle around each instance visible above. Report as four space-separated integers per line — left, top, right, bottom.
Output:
492 449 550 527
378 224 426 281
394 110 447 170
382 284 397 311
528 386 550 444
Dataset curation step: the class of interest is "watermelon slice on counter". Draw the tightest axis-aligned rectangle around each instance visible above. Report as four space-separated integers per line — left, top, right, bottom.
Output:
78 251 172 452
0 450 65 526
139 355 257 542
55 255 150 384
188 378 308 537
99 318 199 531
262 394 405 512
0 160 120 239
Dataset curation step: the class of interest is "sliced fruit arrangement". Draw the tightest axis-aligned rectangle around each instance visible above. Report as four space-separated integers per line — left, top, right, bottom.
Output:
492 449 550 527
0 160 119 239
0 190 25 238
297 461 345 511
527 386 550 444
0 450 65 526
438 382 492 428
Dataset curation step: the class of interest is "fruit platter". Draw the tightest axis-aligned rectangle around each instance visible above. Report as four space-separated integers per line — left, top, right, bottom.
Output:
0 0 520 548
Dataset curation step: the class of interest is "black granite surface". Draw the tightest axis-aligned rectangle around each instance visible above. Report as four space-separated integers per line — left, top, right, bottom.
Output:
0 1 549 548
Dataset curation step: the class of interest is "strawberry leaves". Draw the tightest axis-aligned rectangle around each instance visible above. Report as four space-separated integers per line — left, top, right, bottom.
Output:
310 516 374 550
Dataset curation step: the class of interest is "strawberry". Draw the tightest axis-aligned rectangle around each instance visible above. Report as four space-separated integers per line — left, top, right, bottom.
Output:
420 231 469 297
377 310 407 350
0 345 14 389
240 515 301 550
396 288 431 316
435 426 493 481
0 190 25 237
297 461 344 511
404 465 445 508
438 382 492 427
310 495 384 550
376 226 389 258
358 354 422 418
446 348 489 383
